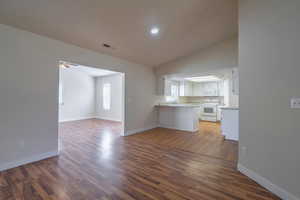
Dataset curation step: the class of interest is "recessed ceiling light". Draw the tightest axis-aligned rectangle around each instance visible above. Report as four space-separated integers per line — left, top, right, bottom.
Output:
150 27 160 35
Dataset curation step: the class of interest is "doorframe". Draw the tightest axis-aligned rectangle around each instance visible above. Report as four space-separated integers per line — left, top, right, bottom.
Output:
120 73 126 136
57 60 126 154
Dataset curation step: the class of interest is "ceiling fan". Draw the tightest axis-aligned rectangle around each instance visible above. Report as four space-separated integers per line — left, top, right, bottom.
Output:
59 61 79 69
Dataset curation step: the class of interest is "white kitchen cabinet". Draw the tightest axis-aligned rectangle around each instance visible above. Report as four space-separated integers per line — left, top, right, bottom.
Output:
164 79 172 96
157 105 200 132
221 108 239 141
192 81 220 96
166 79 224 97
179 80 193 96
185 81 193 96
156 76 165 96
232 68 239 95
204 82 219 96
192 82 203 96
218 81 224 96
157 77 180 96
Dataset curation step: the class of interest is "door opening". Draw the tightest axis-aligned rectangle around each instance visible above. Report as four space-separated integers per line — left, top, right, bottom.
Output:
58 61 125 152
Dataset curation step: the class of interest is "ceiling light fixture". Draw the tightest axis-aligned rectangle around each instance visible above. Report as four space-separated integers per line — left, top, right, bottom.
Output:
150 27 160 35
59 62 70 68
59 61 79 69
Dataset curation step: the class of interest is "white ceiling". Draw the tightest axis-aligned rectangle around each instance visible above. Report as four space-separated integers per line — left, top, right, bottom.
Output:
0 0 238 67
63 63 119 77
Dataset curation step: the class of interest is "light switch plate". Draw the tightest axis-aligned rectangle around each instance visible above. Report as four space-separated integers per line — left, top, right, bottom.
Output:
291 98 300 109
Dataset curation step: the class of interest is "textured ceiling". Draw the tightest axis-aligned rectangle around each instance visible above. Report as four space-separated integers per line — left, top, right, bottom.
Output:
0 0 238 67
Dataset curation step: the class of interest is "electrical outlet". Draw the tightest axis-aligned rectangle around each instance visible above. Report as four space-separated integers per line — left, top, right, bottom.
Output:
291 98 300 109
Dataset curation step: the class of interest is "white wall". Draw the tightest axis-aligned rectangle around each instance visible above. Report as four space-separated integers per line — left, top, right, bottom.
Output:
239 0 300 199
96 74 123 122
0 24 157 171
59 68 95 122
155 37 238 76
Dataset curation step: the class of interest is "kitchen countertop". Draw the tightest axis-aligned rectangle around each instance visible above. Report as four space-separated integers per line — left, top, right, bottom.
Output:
155 103 202 108
219 106 239 110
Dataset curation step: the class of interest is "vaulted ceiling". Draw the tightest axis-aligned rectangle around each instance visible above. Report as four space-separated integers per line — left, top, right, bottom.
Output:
0 0 238 67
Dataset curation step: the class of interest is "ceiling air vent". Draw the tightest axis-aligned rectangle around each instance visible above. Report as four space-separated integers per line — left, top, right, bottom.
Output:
103 43 111 48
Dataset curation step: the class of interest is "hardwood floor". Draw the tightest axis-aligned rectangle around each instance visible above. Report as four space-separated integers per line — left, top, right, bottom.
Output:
0 119 280 200
132 121 237 163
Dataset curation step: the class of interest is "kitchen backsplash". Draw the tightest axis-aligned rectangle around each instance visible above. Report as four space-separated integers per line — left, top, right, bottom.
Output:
156 96 225 105
178 96 224 105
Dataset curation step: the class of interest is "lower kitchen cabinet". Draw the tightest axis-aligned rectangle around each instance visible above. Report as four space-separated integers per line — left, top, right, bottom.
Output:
221 108 239 141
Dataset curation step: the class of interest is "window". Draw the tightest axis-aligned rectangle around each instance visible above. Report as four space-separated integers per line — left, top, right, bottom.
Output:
103 83 111 110
171 84 179 97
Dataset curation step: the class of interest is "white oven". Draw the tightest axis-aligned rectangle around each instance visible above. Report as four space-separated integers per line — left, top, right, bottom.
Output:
201 103 218 122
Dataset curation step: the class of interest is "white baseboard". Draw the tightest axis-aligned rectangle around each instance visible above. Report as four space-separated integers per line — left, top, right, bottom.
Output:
158 124 198 132
125 125 158 136
0 150 59 172
59 116 96 123
95 116 122 122
238 164 299 200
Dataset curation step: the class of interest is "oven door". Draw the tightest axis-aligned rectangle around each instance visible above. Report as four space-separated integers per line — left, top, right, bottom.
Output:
202 106 217 116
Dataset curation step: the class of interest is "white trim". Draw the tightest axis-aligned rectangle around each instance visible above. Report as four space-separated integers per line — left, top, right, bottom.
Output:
238 164 299 200
158 124 198 132
121 73 125 136
0 150 59 172
125 125 158 136
95 116 122 122
59 116 96 123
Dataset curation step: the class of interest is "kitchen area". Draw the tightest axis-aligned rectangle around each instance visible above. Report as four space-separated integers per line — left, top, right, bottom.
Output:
156 68 239 141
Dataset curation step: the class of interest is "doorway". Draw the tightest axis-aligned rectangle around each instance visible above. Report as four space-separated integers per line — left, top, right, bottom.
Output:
58 61 125 152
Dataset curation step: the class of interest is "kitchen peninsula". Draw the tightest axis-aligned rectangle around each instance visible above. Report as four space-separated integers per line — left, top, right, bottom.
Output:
156 104 201 132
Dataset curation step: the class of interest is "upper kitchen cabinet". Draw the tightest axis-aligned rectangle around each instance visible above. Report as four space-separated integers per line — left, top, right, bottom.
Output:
156 76 165 96
202 82 219 96
179 80 193 96
157 75 226 97
218 81 225 96
232 68 239 95
191 82 203 96
192 81 223 96
156 76 180 96
164 79 172 96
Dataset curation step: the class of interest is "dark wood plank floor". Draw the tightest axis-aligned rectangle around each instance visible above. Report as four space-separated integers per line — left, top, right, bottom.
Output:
0 119 280 200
